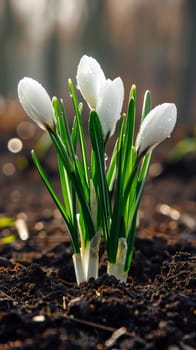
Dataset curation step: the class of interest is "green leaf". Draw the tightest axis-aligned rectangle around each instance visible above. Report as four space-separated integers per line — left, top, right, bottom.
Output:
121 157 139 214
90 150 102 231
125 96 135 153
53 97 74 221
138 89 152 182
53 97 74 159
69 79 90 188
108 116 126 262
49 131 95 242
71 115 78 151
106 139 118 192
124 168 149 272
122 95 136 193
123 147 138 232
124 211 137 271
53 99 89 204
75 157 90 202
53 97 67 145
129 84 136 101
71 103 83 152
124 90 152 271
89 110 111 242
141 90 151 121
31 149 80 253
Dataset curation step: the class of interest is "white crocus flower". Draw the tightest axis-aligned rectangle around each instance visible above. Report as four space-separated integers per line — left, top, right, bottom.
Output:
76 55 124 137
135 103 177 156
96 77 124 137
18 77 55 131
76 55 106 109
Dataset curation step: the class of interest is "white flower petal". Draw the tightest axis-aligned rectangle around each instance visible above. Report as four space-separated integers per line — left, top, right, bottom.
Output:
96 77 124 137
18 77 55 131
76 55 106 109
135 103 177 156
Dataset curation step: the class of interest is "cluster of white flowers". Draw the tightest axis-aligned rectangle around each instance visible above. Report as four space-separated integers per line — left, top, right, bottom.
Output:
76 55 124 138
17 55 178 284
17 55 177 155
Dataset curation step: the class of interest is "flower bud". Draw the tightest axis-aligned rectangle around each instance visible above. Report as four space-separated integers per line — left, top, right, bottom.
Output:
18 77 55 131
76 55 124 138
135 103 177 156
76 55 106 109
96 77 124 137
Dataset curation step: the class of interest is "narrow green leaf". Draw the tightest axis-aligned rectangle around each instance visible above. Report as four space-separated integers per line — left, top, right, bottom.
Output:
75 157 90 202
124 170 148 272
54 97 81 178
69 79 90 187
121 85 137 193
123 91 152 271
126 97 135 153
49 131 89 204
89 110 111 242
53 98 66 140
31 149 80 253
49 131 95 242
138 89 152 182
71 115 78 151
108 116 126 262
53 99 89 204
90 150 102 231
57 155 73 219
124 211 137 271
106 140 118 192
138 152 151 182
122 96 136 194
123 149 138 233
141 90 151 121
59 99 76 156
122 157 139 213
71 103 83 152
55 100 78 229
129 84 136 101
122 151 151 272
53 97 74 220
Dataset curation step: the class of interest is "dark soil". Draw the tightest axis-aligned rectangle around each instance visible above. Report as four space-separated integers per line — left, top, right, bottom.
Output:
0 127 195 350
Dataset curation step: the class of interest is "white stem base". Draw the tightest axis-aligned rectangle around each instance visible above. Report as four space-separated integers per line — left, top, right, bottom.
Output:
81 231 101 281
72 233 101 285
86 249 99 281
107 262 128 283
72 253 85 285
107 237 128 283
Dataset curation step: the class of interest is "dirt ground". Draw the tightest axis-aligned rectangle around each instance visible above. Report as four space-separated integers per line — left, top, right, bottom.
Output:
0 120 195 350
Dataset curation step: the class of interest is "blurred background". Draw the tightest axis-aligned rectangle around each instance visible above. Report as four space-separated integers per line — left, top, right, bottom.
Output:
0 0 196 180
0 0 196 120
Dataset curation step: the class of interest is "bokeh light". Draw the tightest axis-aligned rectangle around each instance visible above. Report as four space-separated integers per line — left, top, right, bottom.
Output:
7 138 23 153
